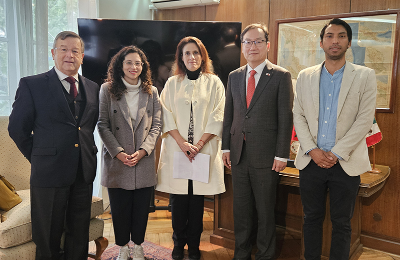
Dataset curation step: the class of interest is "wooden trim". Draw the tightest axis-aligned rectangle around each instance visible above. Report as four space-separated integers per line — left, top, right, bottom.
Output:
390 12 400 113
274 9 400 113
275 9 400 24
210 233 235 250
350 242 363 260
361 233 400 255
87 237 108 260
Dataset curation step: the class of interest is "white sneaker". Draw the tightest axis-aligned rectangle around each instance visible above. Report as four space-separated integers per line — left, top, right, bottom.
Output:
117 245 130 260
131 244 145 260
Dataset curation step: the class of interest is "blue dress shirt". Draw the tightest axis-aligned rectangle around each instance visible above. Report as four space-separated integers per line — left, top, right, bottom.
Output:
317 64 345 159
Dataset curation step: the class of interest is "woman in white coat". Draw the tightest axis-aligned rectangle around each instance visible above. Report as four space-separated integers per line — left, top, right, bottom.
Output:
157 36 225 260
98 46 162 260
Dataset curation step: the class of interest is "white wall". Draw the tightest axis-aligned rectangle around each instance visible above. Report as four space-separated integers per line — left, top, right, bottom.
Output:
98 0 152 20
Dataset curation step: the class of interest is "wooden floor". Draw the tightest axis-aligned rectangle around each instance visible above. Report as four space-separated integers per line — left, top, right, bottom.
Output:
93 196 400 260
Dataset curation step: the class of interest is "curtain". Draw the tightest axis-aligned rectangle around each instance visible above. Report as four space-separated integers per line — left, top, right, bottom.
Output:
14 0 34 78
12 0 106 204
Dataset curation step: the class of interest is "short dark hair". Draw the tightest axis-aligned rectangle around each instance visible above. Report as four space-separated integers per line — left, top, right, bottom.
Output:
240 23 269 42
53 31 85 53
320 18 352 42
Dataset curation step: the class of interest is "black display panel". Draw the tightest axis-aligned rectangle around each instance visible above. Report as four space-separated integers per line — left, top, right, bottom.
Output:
78 19 242 91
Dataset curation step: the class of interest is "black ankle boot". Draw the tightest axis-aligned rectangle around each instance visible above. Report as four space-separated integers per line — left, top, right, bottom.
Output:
188 248 201 260
172 246 184 260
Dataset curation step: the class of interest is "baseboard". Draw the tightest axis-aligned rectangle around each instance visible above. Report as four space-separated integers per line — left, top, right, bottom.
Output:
210 233 235 249
361 233 400 255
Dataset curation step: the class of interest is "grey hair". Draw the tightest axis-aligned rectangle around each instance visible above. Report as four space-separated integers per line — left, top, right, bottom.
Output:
52 31 84 53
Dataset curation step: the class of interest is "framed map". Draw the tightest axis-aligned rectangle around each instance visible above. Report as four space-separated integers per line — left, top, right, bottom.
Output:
274 10 400 113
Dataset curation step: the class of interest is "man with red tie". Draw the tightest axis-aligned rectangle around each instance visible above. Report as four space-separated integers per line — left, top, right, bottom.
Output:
222 23 293 260
8 31 99 260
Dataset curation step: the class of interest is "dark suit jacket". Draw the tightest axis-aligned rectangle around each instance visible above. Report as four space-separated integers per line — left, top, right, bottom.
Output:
222 60 293 168
8 68 99 187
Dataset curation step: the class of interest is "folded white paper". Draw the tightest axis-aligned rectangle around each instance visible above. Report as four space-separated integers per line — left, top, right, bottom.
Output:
173 152 210 183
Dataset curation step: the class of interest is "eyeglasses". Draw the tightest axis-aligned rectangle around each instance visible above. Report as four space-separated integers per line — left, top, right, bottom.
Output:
54 47 82 56
242 40 267 48
123 61 144 67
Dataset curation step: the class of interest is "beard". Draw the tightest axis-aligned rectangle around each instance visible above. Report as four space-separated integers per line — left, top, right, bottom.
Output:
326 46 348 60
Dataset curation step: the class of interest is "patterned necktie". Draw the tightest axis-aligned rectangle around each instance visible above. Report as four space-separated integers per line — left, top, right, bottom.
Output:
246 70 256 108
65 76 77 99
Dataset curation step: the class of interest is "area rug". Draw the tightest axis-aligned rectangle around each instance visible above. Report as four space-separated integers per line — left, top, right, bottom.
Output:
93 240 182 260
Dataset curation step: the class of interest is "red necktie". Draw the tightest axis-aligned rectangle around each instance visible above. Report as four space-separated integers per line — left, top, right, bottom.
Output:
65 76 77 99
246 70 256 108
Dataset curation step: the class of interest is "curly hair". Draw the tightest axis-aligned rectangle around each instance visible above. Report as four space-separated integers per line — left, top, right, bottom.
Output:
105 45 153 100
173 36 214 79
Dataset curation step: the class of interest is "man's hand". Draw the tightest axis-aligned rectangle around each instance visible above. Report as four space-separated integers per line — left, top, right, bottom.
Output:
272 159 287 172
222 152 231 169
326 151 338 164
309 148 336 168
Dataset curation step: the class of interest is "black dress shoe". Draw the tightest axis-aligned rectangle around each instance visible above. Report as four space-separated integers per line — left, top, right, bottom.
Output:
172 246 184 260
188 248 201 260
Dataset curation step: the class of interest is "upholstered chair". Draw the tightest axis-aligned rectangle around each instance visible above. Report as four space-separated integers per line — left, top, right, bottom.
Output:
0 116 108 260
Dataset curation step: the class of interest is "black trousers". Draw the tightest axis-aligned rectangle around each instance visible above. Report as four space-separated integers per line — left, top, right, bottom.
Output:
231 142 279 260
31 169 93 260
299 160 360 260
108 186 153 246
170 180 204 249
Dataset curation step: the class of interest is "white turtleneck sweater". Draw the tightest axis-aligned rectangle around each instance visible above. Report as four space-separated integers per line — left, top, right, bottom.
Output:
122 77 141 128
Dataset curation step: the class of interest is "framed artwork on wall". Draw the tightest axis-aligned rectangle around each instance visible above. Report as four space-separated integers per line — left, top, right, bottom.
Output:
274 10 400 113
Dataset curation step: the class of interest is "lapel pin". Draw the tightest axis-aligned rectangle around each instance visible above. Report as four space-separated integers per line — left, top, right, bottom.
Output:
266 73 271 76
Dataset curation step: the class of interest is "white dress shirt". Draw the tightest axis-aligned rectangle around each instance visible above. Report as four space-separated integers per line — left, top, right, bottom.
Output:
54 66 79 94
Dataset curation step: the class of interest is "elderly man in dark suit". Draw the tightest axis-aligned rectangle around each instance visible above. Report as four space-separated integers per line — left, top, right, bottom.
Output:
8 31 99 260
222 23 293 260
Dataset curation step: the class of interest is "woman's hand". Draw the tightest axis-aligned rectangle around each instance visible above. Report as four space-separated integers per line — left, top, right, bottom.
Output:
116 152 136 167
167 129 199 162
116 150 147 167
128 149 147 166
178 141 199 162
194 139 205 152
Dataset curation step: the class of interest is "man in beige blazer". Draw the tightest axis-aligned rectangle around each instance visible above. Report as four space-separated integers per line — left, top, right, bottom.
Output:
293 18 377 259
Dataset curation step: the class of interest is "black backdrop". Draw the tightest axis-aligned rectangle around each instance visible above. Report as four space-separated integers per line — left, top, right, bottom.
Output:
78 19 242 91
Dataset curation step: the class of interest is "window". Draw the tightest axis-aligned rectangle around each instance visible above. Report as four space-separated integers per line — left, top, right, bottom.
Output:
0 0 17 116
0 0 79 116
46 0 79 70
0 0 10 115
